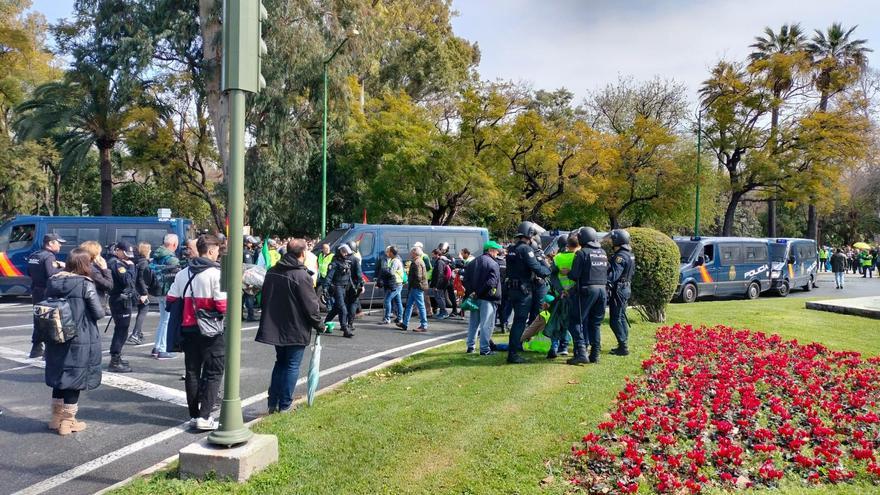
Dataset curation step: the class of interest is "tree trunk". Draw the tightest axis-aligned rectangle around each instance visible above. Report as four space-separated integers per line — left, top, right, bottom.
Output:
53 169 61 215
767 102 779 238
99 145 113 216
608 212 620 230
767 199 777 237
807 204 818 241
199 0 229 176
721 191 743 236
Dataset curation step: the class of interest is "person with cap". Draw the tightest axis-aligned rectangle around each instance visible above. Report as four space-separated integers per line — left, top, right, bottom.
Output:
607 229 635 356
242 236 258 321
567 227 608 365
347 241 365 318
267 239 281 267
547 235 579 358
527 234 552 332
397 246 430 332
27 233 66 358
438 242 459 318
462 241 503 354
412 242 434 316
107 241 137 372
323 244 357 338
504 222 551 364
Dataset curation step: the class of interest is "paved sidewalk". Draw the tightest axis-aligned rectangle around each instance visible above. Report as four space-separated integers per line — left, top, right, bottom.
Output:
805 296 880 319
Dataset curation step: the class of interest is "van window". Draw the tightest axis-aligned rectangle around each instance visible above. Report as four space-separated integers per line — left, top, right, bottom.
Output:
702 244 714 264
355 232 374 258
743 244 768 262
139 229 169 249
386 236 409 254
719 244 741 265
0 223 36 251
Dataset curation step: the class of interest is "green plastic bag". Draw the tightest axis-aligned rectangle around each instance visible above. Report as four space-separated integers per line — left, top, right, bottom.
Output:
461 296 479 311
524 334 552 353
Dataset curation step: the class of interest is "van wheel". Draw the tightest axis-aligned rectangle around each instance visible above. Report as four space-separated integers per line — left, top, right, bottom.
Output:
746 281 761 300
775 281 790 297
679 283 698 303
803 276 813 292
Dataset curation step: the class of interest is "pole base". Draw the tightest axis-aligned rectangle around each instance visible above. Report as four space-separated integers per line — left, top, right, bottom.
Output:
207 397 253 446
179 433 277 482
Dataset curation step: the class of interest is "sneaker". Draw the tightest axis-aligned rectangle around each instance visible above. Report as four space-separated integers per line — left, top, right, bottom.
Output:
150 347 159 357
277 404 296 414
435 312 450 320
413 326 428 333
466 347 475 354
507 354 527 364
479 350 496 356
126 336 142 345
189 417 199 429
381 319 391 324
195 417 218 431
395 322 408 331
558 350 570 356
155 352 177 360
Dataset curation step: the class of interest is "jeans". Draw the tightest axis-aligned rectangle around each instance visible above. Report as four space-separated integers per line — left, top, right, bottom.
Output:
466 299 496 353
109 297 132 356
154 296 170 352
181 330 225 420
383 285 403 322
551 332 570 353
570 286 607 354
402 288 428 329
609 288 630 347
434 287 448 315
834 271 845 288
268 345 306 411
508 286 532 356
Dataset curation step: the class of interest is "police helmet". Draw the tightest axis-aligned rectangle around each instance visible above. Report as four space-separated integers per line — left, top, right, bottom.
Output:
610 229 631 249
348 240 358 251
515 221 537 239
337 244 352 256
438 242 450 253
576 227 600 248
556 235 567 250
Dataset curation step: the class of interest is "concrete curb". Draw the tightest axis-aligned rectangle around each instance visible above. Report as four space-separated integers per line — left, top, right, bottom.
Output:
805 299 880 320
94 334 465 494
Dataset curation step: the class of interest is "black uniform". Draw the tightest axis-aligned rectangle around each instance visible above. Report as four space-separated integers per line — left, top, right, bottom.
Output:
243 247 256 321
504 240 551 362
323 255 361 336
568 247 608 362
107 256 136 359
608 247 635 352
28 249 61 346
527 246 550 325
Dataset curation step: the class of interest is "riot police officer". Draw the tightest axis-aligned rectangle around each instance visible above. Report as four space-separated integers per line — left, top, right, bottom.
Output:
527 236 551 329
107 241 136 372
323 244 358 338
504 222 551 364
27 233 66 358
567 227 608 365
607 229 635 356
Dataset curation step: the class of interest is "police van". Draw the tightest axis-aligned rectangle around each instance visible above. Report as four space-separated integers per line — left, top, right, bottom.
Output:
768 238 818 296
0 214 192 297
673 237 773 303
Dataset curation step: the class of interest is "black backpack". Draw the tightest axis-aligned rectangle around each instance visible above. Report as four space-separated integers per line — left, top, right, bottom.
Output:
34 297 77 344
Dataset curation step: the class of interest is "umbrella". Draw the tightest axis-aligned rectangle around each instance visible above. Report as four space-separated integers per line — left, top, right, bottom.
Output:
307 325 330 406
853 242 872 250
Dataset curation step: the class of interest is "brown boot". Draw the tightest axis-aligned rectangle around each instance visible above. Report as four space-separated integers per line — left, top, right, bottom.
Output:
58 404 87 436
48 399 63 430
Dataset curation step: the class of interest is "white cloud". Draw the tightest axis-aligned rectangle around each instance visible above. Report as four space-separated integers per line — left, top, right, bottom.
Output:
452 0 879 102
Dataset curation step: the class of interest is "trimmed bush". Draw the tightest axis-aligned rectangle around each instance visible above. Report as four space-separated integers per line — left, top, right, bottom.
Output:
605 227 679 323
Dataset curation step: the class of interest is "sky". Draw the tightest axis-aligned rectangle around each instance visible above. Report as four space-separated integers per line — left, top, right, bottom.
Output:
28 0 880 102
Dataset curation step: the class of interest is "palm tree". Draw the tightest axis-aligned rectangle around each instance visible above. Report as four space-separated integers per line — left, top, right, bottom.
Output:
804 23 872 241
14 67 151 216
748 24 808 237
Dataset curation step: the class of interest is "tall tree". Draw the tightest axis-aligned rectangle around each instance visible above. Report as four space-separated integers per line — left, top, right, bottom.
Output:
748 23 809 237
804 23 871 241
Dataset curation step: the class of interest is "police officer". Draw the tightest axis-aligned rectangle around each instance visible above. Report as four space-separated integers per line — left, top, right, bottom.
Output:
323 244 357 338
607 229 635 356
567 227 608 365
107 241 136 373
527 236 551 327
27 233 66 358
504 222 551 364
242 236 258 321
547 235 579 359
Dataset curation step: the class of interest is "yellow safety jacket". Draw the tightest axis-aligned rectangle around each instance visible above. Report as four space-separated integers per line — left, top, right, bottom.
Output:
318 252 334 277
554 251 576 289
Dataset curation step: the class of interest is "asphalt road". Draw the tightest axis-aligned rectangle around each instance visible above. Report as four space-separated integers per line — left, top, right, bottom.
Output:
0 301 469 495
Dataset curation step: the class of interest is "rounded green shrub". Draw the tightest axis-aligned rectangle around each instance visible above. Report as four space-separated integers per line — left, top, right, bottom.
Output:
605 227 679 323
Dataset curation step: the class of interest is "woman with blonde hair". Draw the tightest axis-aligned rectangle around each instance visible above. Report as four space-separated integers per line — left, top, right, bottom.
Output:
128 242 153 345
79 240 113 315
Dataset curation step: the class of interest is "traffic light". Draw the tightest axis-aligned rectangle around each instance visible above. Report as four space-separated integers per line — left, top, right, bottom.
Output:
222 0 268 94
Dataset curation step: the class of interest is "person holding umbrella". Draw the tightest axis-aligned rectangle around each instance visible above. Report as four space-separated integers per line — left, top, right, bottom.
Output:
255 239 324 414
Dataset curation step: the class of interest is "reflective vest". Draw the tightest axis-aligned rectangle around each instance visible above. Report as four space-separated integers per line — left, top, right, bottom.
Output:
860 252 873 267
539 309 551 324
386 257 404 285
318 252 334 277
554 251 576 289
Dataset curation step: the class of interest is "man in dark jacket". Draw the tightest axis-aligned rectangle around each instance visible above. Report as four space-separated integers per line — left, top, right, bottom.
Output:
255 239 324 413
463 241 502 355
830 248 847 289
27 233 65 358
430 249 451 319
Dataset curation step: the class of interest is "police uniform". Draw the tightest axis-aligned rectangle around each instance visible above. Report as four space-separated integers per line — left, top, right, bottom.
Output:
608 245 634 355
527 246 551 326
504 236 551 363
323 246 358 337
567 228 608 364
27 238 63 357
107 244 137 371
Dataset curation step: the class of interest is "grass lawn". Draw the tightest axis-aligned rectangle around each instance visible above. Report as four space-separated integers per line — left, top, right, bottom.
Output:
114 298 880 495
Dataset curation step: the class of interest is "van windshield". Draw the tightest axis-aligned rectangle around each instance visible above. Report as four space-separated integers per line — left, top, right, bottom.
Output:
770 243 788 262
0 223 35 252
315 228 350 251
675 241 699 263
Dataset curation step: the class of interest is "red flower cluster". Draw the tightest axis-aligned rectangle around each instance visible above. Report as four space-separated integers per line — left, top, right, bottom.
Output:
566 324 880 493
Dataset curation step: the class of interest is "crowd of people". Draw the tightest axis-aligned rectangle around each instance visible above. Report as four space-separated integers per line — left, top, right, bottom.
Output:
822 245 878 289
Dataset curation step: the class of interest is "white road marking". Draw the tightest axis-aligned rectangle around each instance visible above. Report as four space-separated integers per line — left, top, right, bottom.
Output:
13 330 467 495
0 364 33 373
0 324 35 331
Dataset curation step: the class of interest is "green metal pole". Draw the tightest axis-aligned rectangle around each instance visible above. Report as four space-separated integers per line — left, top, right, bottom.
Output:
321 62 328 239
695 111 702 238
208 89 252 446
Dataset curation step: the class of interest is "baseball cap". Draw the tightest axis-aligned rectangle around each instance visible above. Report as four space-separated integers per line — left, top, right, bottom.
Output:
483 241 502 251
413 242 424 249
116 240 135 257
43 233 66 245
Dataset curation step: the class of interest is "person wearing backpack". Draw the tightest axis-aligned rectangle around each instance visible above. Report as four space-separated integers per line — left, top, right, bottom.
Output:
43 248 104 436
430 249 452 320
127 242 153 345
165 235 226 430
149 234 180 359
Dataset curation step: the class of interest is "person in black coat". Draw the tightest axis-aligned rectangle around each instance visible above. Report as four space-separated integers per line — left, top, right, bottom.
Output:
255 239 323 413
43 248 104 436
80 240 113 316
128 243 153 344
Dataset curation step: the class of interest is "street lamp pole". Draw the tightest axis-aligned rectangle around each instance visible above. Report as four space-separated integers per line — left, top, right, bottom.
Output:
321 35 353 239
694 110 702 238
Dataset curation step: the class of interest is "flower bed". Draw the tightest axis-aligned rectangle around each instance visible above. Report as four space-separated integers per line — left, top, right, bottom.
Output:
565 324 880 493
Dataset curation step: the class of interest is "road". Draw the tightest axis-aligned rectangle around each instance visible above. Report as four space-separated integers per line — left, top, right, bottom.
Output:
0 301 469 495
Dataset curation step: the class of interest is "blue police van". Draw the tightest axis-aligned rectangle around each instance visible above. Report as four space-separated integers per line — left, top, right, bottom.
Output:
768 238 818 296
673 236 773 303
0 215 193 297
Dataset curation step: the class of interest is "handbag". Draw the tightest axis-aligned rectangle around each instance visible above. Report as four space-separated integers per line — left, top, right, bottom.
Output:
189 275 224 337
33 282 86 344
460 296 479 312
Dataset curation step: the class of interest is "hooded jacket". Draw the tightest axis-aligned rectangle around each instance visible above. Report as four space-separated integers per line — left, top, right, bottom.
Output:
44 272 104 391
255 253 323 347
166 256 227 328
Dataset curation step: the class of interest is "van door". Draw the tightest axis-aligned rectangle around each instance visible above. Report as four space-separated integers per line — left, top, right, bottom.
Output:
0 220 38 295
742 242 770 291
352 230 376 282
694 242 717 296
717 242 743 296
